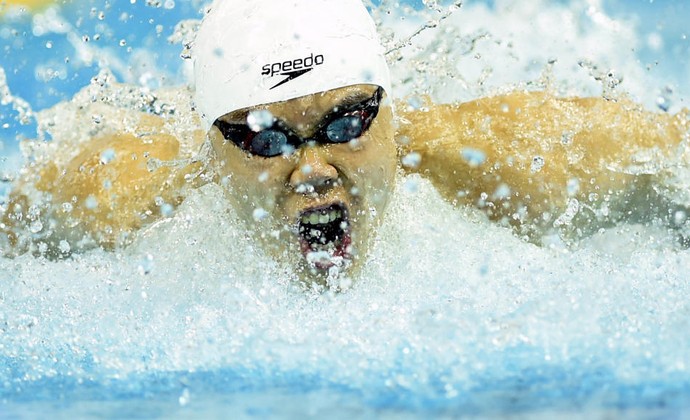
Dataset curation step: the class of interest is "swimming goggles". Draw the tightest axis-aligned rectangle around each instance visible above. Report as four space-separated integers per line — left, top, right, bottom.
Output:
213 87 383 158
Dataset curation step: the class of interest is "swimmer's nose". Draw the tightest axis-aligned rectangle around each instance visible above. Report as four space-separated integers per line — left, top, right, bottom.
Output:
289 146 338 192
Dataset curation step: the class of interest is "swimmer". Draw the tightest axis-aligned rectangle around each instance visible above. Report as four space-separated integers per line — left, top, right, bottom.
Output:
2 0 689 279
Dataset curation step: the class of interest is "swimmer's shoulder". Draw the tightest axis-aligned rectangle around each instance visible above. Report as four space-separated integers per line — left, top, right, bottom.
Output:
1 82 210 257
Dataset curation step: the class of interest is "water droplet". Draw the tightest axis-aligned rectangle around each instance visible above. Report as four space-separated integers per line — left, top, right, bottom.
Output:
58 240 71 254
180 44 192 60
567 178 580 196
406 96 423 111
674 210 687 226
147 158 161 172
531 156 545 173
401 152 422 169
461 148 486 167
553 199 580 227
178 388 190 406
29 220 43 233
492 183 511 200
404 178 419 193
138 254 154 275
258 172 269 183
561 132 574 145
656 86 673 112
99 149 116 165
119 39 127 47
247 110 274 132
656 98 669 112
161 204 174 217
300 165 313 175
85 195 98 210
253 208 269 221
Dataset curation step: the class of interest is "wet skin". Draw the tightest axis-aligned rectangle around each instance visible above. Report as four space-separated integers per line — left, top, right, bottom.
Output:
209 84 397 276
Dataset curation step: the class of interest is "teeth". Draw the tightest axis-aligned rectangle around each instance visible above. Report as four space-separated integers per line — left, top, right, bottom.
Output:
301 209 343 225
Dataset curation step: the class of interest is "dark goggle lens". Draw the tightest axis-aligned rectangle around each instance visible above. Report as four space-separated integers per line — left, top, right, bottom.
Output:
325 116 364 143
247 129 288 157
215 87 382 157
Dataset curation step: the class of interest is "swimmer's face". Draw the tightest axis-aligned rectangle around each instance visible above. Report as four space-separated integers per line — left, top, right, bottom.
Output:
209 85 397 279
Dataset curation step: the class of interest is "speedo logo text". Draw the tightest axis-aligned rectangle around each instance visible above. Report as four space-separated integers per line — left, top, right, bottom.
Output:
262 53 325 90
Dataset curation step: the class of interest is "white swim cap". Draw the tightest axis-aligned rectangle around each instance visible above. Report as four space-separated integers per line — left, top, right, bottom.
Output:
193 0 391 131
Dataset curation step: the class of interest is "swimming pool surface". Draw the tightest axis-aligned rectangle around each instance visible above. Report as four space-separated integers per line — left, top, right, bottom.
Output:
2 0 690 418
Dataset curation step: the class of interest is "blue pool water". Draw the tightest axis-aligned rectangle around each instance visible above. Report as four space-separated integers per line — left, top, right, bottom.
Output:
2 0 690 418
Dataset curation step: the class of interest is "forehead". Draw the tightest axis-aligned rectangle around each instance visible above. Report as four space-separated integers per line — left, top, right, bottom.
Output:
221 84 380 126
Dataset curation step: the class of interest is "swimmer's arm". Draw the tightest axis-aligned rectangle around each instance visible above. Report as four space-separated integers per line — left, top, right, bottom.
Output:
1 114 208 257
395 91 688 230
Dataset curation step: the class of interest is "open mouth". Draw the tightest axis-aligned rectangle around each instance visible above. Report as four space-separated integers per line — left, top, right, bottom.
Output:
297 203 351 269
